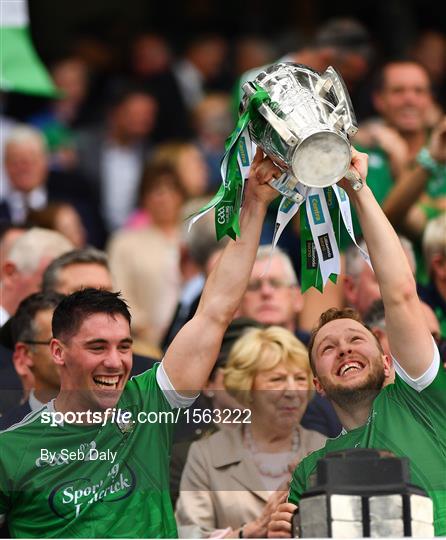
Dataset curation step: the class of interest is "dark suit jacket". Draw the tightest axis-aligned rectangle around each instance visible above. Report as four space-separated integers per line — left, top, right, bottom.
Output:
0 168 106 248
0 344 23 416
0 401 31 430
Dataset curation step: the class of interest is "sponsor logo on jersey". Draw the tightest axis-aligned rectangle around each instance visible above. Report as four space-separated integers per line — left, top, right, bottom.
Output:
48 462 136 519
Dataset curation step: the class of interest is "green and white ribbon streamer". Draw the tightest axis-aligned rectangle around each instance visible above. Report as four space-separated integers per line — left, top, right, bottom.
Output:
333 185 371 266
305 187 341 286
272 183 308 252
188 85 271 240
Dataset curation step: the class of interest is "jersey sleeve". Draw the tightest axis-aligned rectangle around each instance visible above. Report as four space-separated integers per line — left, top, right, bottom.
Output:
288 453 318 506
124 362 197 413
392 345 446 436
0 438 11 523
393 338 440 392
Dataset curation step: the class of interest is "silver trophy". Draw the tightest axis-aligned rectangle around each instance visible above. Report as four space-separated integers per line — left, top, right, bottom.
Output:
241 62 361 202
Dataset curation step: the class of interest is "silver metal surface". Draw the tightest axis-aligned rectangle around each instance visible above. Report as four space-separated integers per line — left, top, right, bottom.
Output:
241 62 358 195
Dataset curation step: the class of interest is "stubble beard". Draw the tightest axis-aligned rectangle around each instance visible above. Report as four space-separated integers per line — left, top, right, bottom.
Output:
318 357 386 410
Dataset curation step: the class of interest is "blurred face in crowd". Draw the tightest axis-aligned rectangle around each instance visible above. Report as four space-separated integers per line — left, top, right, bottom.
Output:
132 34 171 76
373 62 432 134
311 318 391 408
143 174 185 227
189 36 227 79
52 313 132 411
238 255 303 331
193 94 233 149
52 58 88 106
5 140 48 193
250 360 310 431
2 256 52 309
55 263 113 295
15 308 60 394
112 94 157 140
343 263 381 317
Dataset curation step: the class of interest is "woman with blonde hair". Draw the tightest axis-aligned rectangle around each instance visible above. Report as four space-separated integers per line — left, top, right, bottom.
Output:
176 326 326 538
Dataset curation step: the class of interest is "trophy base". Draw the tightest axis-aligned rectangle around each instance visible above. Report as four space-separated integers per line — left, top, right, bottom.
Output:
291 131 351 188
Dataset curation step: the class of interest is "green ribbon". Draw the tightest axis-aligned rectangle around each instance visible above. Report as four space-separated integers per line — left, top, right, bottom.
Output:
191 84 272 241
300 186 340 293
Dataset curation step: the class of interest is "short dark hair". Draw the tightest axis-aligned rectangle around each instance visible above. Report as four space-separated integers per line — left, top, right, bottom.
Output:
373 59 431 93
42 248 109 293
308 307 384 374
12 291 65 344
52 288 131 342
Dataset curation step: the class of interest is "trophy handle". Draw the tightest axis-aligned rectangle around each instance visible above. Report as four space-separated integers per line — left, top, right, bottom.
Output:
319 67 358 137
242 82 299 147
269 172 305 204
344 168 363 191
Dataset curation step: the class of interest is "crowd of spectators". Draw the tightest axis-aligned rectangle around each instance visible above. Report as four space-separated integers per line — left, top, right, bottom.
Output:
0 13 445 539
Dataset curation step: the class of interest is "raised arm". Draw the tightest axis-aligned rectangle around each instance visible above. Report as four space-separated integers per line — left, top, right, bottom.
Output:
382 117 446 232
163 150 279 394
345 149 434 378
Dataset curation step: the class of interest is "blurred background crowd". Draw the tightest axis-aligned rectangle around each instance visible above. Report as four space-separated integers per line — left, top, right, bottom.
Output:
0 0 446 535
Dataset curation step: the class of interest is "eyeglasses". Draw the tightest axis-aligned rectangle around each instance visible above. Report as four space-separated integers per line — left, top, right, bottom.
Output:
22 339 52 346
246 278 294 292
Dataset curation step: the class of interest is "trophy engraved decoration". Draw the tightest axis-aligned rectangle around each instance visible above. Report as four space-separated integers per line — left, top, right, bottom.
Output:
241 62 362 200
190 62 369 291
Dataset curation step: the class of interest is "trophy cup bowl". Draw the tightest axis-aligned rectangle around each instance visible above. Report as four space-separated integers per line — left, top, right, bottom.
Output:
240 62 360 197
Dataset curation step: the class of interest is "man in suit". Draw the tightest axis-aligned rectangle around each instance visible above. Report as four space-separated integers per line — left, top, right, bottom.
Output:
1 125 105 246
0 291 65 429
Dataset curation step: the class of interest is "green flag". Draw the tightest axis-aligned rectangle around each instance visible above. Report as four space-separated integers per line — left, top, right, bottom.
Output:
0 0 59 96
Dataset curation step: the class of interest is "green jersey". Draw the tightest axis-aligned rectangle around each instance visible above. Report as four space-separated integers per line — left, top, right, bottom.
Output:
0 364 188 538
289 350 446 536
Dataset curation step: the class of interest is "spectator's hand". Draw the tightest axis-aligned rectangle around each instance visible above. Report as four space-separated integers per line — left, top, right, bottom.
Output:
368 124 409 176
245 147 281 206
429 116 446 163
267 502 297 538
240 487 288 538
338 147 369 197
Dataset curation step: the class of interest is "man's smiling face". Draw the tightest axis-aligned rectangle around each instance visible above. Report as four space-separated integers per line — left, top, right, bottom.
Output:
311 318 389 407
51 312 133 411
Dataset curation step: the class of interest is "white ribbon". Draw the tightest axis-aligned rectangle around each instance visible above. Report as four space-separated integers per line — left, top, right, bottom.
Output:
272 181 309 250
333 185 371 267
305 187 341 285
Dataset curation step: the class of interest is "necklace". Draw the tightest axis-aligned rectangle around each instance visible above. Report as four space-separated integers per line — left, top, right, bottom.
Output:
244 425 300 478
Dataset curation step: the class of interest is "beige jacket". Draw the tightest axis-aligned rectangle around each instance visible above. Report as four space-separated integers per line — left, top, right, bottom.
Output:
175 425 326 538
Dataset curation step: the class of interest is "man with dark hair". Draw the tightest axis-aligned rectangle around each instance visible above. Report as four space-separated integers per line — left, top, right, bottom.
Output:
0 150 280 537
268 149 445 537
0 291 65 430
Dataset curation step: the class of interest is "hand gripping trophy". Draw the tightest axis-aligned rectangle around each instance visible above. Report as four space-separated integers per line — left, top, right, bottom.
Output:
191 62 368 291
